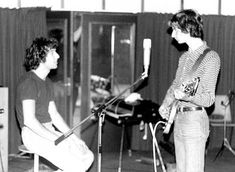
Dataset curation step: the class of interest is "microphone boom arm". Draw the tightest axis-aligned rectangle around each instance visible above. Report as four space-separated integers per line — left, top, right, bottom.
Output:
54 74 146 145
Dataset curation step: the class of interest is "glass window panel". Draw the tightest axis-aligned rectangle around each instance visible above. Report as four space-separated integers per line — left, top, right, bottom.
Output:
0 1 18 8
90 23 133 98
144 0 181 13
105 0 141 13
184 0 219 15
221 0 235 15
64 0 102 11
21 0 60 9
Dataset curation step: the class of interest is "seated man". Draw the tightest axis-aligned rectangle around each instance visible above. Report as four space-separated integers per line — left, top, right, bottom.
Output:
15 37 94 172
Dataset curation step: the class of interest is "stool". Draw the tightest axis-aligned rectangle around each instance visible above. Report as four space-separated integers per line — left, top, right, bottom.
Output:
18 145 39 172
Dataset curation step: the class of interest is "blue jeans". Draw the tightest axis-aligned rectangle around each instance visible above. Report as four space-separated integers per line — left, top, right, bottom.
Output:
174 109 209 172
22 122 94 172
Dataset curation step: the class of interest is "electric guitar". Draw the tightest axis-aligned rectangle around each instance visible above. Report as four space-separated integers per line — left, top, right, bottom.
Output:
163 77 200 134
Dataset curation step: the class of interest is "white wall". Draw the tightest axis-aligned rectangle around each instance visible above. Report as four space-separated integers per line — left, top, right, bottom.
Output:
0 0 235 15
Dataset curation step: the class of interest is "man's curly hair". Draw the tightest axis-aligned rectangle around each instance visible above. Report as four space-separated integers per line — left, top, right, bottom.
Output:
24 37 58 71
168 9 204 40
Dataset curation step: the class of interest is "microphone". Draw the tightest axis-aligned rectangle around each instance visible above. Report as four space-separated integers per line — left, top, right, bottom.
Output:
142 38 151 78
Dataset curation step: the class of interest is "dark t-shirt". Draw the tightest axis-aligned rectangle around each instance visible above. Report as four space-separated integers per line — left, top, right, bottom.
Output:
16 71 54 128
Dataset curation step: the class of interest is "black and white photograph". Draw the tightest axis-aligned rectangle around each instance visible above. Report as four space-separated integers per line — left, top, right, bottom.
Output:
0 0 235 172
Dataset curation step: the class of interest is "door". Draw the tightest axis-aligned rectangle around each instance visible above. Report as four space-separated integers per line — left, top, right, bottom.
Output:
79 12 136 151
46 11 74 126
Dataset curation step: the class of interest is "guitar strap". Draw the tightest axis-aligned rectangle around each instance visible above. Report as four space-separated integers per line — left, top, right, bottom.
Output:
189 48 211 75
185 48 211 97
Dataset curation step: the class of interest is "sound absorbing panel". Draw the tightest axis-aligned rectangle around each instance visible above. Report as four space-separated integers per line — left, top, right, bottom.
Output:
0 87 8 172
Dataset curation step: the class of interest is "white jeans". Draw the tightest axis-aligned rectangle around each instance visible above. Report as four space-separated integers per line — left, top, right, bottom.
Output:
21 123 94 172
174 109 209 172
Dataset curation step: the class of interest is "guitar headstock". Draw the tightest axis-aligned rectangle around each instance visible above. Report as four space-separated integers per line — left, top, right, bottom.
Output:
182 77 200 96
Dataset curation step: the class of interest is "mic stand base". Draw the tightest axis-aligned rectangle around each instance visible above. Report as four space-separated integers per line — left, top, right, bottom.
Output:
214 138 235 161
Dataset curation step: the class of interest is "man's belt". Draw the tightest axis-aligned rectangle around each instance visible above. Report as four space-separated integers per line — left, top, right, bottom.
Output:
177 106 203 113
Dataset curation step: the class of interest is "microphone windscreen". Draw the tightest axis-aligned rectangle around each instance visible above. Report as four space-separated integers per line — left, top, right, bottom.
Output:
143 39 151 49
143 39 151 67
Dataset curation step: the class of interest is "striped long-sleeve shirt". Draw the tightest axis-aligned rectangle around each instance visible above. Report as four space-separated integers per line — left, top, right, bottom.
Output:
162 42 221 109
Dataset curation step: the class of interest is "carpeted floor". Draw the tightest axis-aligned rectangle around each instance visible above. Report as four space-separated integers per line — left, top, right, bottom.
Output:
8 146 235 172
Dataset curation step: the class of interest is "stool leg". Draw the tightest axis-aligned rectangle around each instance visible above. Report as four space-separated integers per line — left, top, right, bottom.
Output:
34 154 39 172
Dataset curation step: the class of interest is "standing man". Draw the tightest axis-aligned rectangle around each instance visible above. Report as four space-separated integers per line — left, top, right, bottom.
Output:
16 37 94 172
159 9 220 172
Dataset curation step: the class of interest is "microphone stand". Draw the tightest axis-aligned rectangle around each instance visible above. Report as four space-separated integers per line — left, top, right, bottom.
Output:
214 90 235 160
54 73 147 172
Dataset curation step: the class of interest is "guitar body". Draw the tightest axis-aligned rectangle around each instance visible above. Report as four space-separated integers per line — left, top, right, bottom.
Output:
163 77 200 134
